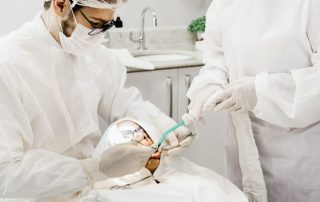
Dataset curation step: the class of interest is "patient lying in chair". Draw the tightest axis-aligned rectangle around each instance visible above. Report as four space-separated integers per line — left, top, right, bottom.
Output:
80 118 248 202
116 120 161 174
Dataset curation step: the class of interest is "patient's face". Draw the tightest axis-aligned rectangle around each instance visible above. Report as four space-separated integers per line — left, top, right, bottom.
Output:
117 120 160 173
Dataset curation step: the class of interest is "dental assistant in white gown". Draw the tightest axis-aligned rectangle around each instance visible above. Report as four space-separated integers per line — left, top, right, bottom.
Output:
186 0 320 201
0 0 193 201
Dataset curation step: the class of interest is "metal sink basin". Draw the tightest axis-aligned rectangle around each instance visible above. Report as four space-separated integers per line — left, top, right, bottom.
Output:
136 54 193 62
132 50 197 63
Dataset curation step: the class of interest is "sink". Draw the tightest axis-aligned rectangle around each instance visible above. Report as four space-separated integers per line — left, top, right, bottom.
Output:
136 54 193 62
132 50 197 63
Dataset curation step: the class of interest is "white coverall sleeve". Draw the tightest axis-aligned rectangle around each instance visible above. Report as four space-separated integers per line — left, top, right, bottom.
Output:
187 0 228 99
0 69 89 198
98 57 173 135
253 0 320 128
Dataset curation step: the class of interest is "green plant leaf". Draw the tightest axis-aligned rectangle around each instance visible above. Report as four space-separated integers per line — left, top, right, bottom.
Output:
188 16 206 33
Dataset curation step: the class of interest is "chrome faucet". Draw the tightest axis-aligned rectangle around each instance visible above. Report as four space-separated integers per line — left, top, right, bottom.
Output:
130 7 158 50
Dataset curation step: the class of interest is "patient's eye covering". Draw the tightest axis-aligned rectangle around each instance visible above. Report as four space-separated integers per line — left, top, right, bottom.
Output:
116 120 158 150
120 127 158 150
120 127 145 139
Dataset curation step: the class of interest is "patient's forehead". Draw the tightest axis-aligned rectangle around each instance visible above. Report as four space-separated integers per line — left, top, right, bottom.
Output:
116 120 140 131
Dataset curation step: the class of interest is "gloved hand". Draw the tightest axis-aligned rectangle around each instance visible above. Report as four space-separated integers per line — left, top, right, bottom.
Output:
81 142 156 185
159 120 195 156
186 85 223 122
206 77 257 114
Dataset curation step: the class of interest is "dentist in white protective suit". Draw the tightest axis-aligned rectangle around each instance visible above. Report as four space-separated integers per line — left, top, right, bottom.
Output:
0 0 193 201
184 0 320 202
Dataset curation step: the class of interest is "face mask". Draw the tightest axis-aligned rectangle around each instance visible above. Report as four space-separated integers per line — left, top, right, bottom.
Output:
58 9 105 56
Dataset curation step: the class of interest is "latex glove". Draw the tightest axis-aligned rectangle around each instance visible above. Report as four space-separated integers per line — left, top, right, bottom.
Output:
160 123 195 156
210 77 257 114
81 142 156 184
186 85 223 122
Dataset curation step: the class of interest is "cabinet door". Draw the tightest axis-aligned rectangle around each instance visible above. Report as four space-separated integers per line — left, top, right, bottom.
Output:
178 67 228 176
126 69 179 120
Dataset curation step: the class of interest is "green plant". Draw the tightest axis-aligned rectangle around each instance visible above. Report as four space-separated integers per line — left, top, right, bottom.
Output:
188 16 206 33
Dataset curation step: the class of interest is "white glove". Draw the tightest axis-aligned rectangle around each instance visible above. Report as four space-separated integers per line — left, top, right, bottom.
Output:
165 126 194 156
159 119 195 156
206 77 257 114
186 85 223 122
81 142 156 184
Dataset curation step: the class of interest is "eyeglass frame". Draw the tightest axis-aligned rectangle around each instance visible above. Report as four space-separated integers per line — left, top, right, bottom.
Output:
78 9 115 35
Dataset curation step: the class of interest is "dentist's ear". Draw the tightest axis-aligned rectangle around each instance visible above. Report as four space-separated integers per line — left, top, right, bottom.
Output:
52 0 70 18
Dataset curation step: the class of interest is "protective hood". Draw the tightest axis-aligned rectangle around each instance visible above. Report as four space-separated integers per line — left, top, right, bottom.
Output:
93 118 160 156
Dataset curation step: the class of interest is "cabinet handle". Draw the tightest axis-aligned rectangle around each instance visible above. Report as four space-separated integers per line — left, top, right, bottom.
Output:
166 76 173 118
185 75 191 112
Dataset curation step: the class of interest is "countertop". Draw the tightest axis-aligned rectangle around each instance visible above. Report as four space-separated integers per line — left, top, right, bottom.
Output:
127 49 204 73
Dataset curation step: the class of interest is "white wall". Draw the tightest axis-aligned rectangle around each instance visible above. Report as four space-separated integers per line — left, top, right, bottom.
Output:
118 0 212 29
0 0 211 36
0 0 43 36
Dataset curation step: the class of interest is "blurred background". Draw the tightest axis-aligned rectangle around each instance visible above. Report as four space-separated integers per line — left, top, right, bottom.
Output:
0 0 228 177
0 0 212 36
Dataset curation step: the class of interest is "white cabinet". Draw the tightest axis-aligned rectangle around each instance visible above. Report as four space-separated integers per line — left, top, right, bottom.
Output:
126 69 179 120
126 67 227 176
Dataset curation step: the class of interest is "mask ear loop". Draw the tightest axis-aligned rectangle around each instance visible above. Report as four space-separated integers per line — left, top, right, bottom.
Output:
58 0 79 36
68 0 79 25
57 11 64 33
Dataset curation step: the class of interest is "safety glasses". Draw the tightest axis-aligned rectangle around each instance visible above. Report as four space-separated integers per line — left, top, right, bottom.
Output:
119 126 158 150
79 9 115 35
120 127 146 140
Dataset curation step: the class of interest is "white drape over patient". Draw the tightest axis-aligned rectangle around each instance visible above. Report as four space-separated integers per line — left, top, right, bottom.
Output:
80 119 248 202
